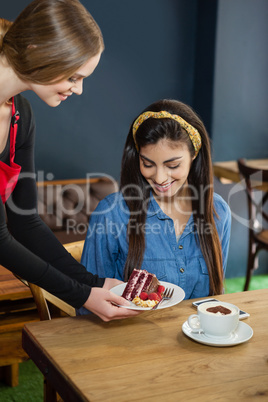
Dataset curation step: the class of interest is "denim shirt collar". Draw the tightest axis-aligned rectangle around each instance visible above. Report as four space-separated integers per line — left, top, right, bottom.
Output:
147 192 195 239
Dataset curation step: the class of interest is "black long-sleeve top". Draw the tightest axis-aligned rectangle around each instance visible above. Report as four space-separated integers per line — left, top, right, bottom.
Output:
0 94 104 308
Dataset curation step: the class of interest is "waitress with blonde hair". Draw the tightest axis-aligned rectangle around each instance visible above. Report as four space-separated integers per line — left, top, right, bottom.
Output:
0 0 138 321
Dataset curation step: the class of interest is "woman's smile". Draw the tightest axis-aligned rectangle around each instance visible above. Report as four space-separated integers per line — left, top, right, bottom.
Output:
152 180 176 193
58 92 72 101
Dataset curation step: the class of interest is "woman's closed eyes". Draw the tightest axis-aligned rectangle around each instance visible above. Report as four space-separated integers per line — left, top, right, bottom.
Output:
68 77 77 84
140 157 181 170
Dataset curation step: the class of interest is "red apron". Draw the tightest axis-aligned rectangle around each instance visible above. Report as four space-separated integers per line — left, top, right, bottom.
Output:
0 97 21 204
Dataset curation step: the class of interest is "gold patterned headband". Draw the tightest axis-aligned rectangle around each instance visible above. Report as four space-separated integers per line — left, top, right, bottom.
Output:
132 110 202 157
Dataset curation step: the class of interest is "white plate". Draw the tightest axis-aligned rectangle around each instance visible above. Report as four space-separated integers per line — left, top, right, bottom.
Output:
182 320 253 347
110 281 185 310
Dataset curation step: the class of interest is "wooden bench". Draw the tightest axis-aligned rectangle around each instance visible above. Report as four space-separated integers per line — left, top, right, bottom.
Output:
0 265 40 386
0 240 83 387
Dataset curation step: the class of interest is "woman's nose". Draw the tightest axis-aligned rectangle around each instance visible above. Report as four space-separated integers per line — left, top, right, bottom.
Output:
154 168 169 184
72 80 83 95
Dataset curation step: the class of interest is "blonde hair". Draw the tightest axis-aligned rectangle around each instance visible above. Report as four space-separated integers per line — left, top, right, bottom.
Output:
0 18 12 43
0 0 104 84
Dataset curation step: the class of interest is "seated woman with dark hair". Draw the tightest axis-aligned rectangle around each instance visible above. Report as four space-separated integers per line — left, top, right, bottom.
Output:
79 98 231 314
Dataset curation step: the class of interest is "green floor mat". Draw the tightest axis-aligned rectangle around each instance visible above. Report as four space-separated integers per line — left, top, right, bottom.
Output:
224 274 268 294
0 359 43 402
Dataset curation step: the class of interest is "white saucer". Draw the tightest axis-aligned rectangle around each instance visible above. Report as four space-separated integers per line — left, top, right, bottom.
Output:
182 320 253 347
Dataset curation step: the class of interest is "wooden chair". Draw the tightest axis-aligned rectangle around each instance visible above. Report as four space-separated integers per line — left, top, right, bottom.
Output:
28 240 85 321
237 159 268 290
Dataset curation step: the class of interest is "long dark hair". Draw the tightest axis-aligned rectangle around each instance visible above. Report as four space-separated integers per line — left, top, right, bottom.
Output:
120 99 223 296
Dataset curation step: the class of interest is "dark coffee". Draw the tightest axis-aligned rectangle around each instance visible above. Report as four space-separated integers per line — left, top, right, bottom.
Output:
206 305 232 315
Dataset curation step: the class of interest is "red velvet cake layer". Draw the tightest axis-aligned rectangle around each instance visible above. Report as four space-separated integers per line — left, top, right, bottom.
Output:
122 269 159 301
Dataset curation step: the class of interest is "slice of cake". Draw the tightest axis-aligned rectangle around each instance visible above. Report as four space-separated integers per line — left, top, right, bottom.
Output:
122 268 160 301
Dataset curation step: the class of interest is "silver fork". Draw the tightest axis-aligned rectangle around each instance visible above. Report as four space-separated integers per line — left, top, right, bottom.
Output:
152 288 174 310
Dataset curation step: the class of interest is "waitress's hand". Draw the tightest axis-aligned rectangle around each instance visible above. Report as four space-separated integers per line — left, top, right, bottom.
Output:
83 280 140 322
102 277 123 290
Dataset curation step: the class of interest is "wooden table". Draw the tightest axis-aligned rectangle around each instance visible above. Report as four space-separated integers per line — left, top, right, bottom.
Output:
213 159 268 190
22 289 268 401
0 265 32 301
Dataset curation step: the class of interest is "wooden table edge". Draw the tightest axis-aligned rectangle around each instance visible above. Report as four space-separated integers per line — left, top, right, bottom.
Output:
22 326 87 402
213 164 240 183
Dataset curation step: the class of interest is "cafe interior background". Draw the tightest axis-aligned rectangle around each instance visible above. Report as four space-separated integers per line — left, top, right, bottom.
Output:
2 0 268 281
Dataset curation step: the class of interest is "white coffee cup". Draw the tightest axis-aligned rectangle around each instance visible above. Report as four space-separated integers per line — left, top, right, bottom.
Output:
187 301 239 338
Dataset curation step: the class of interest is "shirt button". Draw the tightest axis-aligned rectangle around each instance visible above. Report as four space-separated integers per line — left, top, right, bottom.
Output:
178 245 183 249
180 268 185 273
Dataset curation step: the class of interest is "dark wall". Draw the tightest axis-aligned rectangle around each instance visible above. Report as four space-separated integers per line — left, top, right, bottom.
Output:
212 0 268 161
212 0 268 278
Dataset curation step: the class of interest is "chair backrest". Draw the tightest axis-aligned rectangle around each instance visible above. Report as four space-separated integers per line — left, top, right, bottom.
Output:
237 159 268 230
37 177 118 244
28 240 85 320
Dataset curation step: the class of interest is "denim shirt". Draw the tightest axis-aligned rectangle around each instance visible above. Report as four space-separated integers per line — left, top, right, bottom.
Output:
80 191 231 307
